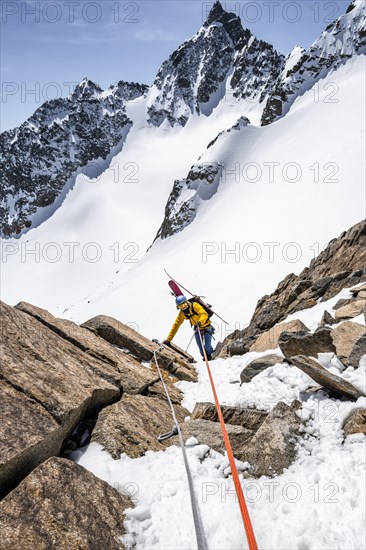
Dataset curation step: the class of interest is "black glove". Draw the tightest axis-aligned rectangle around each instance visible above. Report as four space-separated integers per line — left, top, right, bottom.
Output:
163 340 171 347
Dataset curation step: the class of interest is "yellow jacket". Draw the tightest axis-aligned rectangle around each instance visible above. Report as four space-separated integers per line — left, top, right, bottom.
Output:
167 301 211 342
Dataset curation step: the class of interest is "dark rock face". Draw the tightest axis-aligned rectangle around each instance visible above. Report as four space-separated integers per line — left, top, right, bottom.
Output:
0 78 148 237
147 2 284 127
240 355 284 383
290 355 365 400
218 220 366 357
0 457 131 549
279 327 336 360
154 162 222 240
261 0 366 125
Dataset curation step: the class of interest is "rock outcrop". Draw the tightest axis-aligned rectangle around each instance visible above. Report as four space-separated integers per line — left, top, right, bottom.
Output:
261 0 366 125
0 457 131 550
0 300 193 500
81 315 197 381
179 419 254 456
216 220 366 357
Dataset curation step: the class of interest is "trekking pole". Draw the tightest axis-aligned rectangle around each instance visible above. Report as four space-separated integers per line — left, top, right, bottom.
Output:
185 332 195 353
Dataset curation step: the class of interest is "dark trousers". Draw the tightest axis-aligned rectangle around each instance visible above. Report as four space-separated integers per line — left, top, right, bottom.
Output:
194 327 214 357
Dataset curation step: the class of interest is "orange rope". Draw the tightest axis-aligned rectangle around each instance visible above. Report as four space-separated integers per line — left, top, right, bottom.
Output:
197 329 259 550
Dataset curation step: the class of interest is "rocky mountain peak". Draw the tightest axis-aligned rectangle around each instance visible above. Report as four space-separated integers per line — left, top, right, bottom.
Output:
71 78 103 100
203 0 251 48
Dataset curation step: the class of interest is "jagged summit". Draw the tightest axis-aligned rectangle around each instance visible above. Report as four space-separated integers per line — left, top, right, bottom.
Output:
147 2 284 127
71 78 103 100
203 0 250 49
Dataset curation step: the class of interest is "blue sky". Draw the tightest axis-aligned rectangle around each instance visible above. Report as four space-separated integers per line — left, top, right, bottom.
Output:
1 0 351 131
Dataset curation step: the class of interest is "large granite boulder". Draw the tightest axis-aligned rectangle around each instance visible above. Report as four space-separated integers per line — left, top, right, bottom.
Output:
15 302 159 393
0 301 121 498
237 402 302 477
278 326 336 359
0 380 60 499
92 394 189 459
290 356 365 400
331 321 366 367
240 354 284 383
0 457 131 549
81 315 197 381
250 320 309 353
191 402 268 431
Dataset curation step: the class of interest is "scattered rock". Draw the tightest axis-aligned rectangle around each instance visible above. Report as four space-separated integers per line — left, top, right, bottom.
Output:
237 402 302 477
179 419 254 456
331 321 366 366
279 326 336 359
250 320 309 353
240 354 284 383
0 457 131 549
191 402 268 431
343 409 366 436
91 394 189 459
333 297 355 310
320 310 337 326
81 315 197 381
350 283 366 297
334 299 365 320
290 355 365 400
